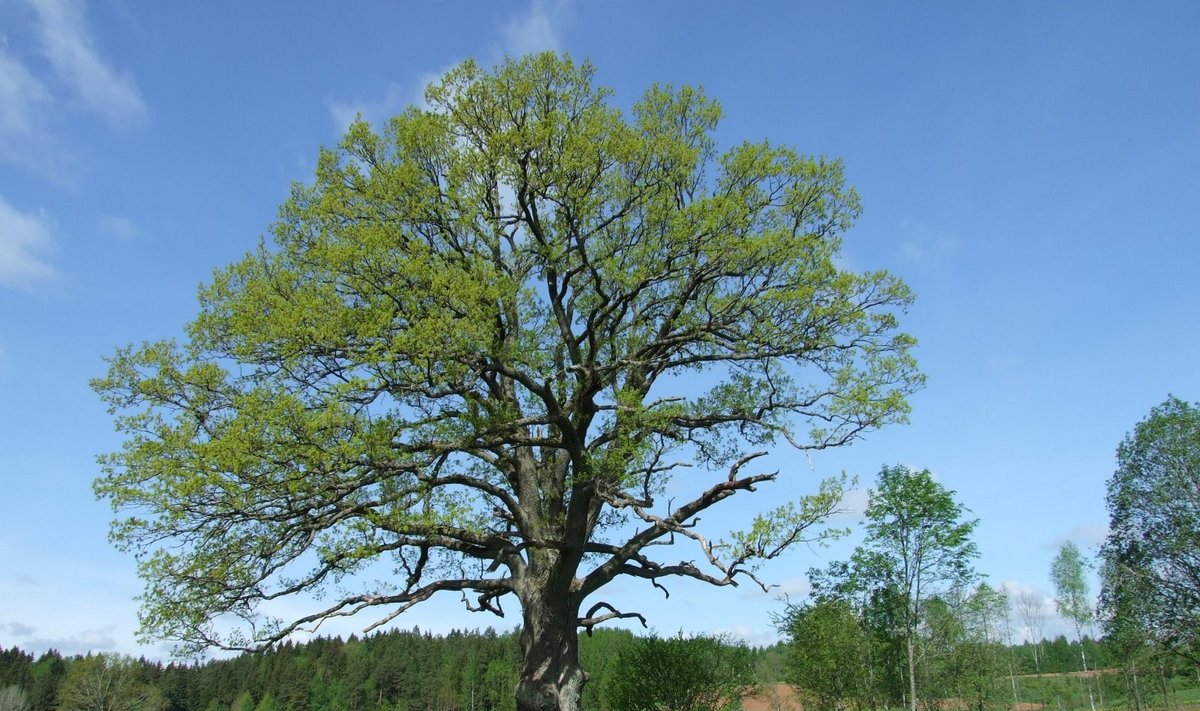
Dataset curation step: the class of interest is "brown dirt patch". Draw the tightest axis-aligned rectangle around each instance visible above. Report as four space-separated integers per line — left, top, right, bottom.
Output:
742 684 803 711
740 687 1050 711
1014 669 1119 679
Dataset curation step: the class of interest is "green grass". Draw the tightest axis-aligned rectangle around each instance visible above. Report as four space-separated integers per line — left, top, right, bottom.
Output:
1008 671 1200 711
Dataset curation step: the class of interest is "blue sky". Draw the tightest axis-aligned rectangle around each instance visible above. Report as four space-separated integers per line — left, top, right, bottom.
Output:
1 0 1198 658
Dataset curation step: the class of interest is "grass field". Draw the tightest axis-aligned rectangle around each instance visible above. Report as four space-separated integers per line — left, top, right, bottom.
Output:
1013 669 1199 711
741 671 1200 711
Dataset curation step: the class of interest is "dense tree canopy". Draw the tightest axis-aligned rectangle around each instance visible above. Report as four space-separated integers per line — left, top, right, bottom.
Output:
93 53 920 710
604 634 754 711
803 466 978 711
1051 542 1094 636
863 465 978 711
56 654 165 711
1101 396 1200 665
779 599 871 711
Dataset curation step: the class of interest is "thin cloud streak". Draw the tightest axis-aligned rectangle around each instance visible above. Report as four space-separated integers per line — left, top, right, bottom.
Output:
0 0 145 180
97 214 140 242
7 624 120 655
0 46 50 138
500 0 565 56
896 217 961 266
1062 523 1109 551
327 0 572 133
0 45 66 176
27 0 146 124
0 195 58 291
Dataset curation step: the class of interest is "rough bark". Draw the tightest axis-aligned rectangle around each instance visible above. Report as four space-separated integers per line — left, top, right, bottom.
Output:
515 569 585 711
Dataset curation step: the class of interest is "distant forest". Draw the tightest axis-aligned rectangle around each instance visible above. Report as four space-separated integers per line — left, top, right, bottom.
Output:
0 627 1112 711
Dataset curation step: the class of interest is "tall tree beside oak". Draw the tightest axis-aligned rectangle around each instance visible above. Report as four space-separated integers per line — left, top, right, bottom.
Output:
1051 542 1094 636
92 53 921 711
953 584 1011 711
859 465 979 711
56 655 165 711
801 466 978 711
1017 590 1048 674
0 686 29 711
1101 397 1200 666
779 599 871 711
1051 541 1098 711
604 634 755 711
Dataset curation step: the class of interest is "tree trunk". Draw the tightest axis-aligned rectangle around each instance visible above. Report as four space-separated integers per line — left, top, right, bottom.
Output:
1079 637 1096 711
1009 657 1019 707
1129 661 1141 711
515 588 585 711
907 633 917 711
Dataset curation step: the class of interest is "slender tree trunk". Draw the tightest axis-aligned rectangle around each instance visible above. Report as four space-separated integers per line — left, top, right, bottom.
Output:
866 638 878 711
907 633 918 711
1080 638 1096 711
1009 656 1019 707
1130 662 1141 711
515 583 585 711
1132 662 1142 711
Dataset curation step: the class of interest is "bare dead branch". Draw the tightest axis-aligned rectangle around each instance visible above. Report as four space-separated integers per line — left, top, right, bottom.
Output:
579 601 647 636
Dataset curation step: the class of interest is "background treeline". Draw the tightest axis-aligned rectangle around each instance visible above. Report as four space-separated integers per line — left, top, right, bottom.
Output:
769 461 1200 711
0 629 1156 711
0 627 758 711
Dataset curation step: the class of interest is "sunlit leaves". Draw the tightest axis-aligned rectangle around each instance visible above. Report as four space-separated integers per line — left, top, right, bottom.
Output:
1101 397 1200 663
92 53 921 658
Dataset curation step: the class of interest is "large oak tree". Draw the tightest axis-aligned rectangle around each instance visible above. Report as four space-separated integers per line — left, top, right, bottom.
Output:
94 53 921 711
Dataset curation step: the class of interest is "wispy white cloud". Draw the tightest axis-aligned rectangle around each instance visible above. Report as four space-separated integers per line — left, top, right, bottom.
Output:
986 353 1025 374
897 217 961 266
411 63 461 111
328 102 365 135
27 0 146 124
327 0 572 134
329 82 402 134
710 623 778 647
998 579 1054 612
773 578 813 598
1062 523 1108 550
0 194 58 291
327 60 463 134
0 44 66 176
327 75 444 135
0 0 145 180
0 45 51 139
998 579 1072 643
2 623 120 655
740 576 812 601
837 487 870 519
500 0 565 56
2 621 36 637
97 214 140 241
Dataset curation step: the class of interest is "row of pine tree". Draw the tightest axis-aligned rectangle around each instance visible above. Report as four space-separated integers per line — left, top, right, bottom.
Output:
0 627 1118 711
